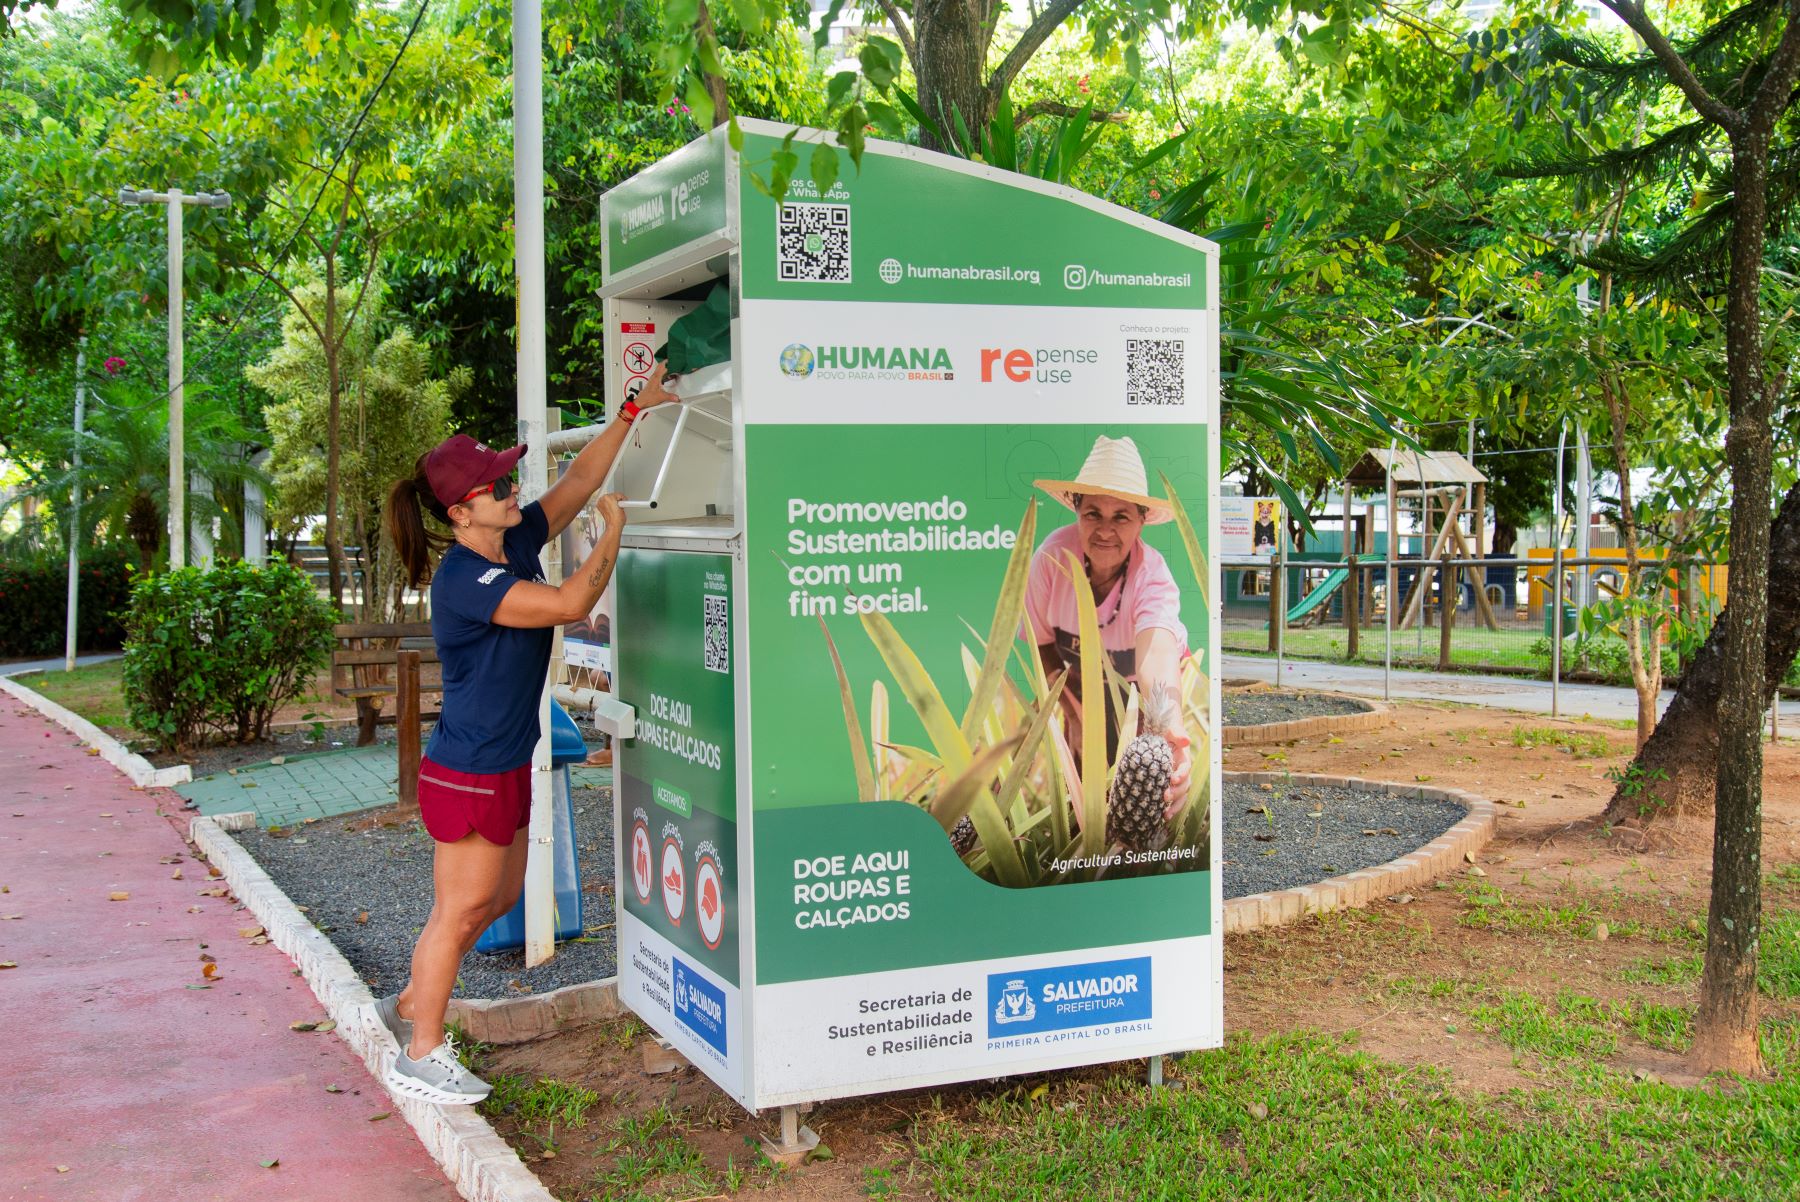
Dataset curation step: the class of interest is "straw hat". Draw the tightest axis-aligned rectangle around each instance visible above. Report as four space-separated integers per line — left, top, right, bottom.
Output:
1034 435 1174 525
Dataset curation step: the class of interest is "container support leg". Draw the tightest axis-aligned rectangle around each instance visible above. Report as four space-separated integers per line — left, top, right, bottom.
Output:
760 1104 820 1165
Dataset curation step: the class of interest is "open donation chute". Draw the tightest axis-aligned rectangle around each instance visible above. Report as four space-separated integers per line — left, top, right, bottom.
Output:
596 121 1223 1120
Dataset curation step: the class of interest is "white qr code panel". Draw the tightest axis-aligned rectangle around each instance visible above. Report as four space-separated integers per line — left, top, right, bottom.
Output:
703 594 729 673
1125 338 1186 406
777 203 852 283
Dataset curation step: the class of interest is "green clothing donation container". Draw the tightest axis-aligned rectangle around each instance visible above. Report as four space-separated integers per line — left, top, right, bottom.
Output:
597 121 1224 1113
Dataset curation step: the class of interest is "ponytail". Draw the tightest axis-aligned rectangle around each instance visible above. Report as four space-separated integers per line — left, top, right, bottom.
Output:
387 456 454 588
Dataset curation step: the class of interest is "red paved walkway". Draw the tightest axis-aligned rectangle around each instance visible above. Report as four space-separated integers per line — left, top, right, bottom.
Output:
0 703 458 1202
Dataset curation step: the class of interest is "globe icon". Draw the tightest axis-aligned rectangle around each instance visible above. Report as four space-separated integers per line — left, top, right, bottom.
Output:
779 344 815 377
879 257 904 284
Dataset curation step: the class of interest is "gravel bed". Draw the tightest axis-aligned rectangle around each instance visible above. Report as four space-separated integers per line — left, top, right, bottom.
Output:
1223 691 1371 727
230 775 1459 996
231 784 616 999
1222 780 1463 899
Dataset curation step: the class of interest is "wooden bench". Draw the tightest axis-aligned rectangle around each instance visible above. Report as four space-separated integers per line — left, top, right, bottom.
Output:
331 622 443 808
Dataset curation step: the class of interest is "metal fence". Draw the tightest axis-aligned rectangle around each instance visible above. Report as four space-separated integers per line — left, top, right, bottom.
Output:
1217 550 1743 719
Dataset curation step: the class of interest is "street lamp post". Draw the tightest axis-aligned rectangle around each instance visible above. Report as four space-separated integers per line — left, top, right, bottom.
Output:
65 335 86 673
118 187 232 570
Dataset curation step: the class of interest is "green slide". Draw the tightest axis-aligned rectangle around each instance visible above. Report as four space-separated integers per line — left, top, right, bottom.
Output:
1270 568 1349 626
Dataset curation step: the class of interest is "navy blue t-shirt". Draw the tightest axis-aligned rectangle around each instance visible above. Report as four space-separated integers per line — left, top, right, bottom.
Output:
425 501 555 774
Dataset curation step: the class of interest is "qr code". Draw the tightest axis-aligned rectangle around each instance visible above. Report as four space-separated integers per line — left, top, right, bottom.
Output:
777 203 851 283
1125 338 1186 406
703 594 729 674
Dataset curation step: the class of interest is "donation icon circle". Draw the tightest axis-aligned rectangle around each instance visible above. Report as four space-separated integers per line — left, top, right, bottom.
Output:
695 854 725 950
630 821 654 905
660 838 686 926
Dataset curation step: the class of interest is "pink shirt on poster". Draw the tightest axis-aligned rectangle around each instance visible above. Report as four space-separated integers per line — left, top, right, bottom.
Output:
1023 523 1188 680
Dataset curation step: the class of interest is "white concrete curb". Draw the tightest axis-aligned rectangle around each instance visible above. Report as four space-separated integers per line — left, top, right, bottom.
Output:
191 811 558 1202
1 670 192 788
1222 693 1392 747
1221 771 1498 932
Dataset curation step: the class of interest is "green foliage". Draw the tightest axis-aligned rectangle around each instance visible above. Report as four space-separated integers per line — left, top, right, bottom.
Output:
249 283 456 620
1604 760 1672 819
111 0 350 73
480 1076 601 1128
121 558 336 750
28 377 268 567
0 543 137 657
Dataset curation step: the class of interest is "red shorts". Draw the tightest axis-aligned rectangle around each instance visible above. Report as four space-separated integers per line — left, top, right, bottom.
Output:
417 757 530 846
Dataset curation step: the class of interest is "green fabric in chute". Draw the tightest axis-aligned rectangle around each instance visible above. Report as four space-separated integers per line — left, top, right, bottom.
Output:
655 282 731 375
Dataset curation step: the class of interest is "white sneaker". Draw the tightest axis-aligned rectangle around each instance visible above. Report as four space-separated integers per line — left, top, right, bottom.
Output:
383 1033 492 1106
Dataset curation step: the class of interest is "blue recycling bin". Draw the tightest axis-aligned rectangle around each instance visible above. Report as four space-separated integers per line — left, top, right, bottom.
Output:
475 700 588 954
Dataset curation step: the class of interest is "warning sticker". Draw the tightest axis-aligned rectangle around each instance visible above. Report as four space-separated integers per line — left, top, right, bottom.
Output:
623 341 655 375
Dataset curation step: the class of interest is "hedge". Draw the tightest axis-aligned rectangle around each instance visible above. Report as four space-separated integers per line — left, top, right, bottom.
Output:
0 544 137 659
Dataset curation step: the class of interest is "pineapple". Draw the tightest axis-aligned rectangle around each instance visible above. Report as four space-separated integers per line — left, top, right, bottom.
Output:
1106 685 1179 852
949 815 977 856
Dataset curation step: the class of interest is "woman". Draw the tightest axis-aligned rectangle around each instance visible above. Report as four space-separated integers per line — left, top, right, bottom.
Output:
1026 434 1192 821
376 366 676 1105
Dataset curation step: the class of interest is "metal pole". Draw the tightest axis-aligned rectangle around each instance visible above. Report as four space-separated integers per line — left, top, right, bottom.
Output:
64 335 87 672
1552 425 1566 719
1465 417 1476 511
1274 534 1286 685
515 0 556 968
1384 441 1396 703
167 189 185 570
1574 423 1591 610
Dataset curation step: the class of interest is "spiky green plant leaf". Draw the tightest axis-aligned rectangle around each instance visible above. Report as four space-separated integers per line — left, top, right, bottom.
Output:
1063 550 1109 857
961 501 1037 743
819 616 877 803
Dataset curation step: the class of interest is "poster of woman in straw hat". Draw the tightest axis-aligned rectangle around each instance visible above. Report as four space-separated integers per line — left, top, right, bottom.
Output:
1027 434 1193 831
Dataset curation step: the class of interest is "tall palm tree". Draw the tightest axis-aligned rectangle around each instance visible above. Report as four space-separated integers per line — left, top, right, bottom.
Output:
31 380 268 567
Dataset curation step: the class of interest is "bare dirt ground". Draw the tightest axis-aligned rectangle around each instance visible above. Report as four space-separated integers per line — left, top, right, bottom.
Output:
473 702 1800 1201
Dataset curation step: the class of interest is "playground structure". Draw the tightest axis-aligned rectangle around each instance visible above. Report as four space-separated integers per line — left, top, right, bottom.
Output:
1232 449 1503 648
1348 448 1501 632
1215 434 1744 690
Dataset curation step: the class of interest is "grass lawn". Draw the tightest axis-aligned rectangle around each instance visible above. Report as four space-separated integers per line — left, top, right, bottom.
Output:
18 658 348 743
1224 624 1550 673
22 659 134 736
905 1024 1800 1201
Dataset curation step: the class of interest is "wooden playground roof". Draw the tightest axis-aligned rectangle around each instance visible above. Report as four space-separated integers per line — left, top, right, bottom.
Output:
1345 448 1488 489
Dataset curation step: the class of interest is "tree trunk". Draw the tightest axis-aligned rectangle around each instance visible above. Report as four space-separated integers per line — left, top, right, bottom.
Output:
1603 478 1800 822
913 0 990 152
695 0 731 127
323 256 346 610
1691 127 1776 1078
1599 367 1661 752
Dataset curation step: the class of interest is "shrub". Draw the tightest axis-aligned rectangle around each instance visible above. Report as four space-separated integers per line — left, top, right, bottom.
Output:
0 544 137 658
122 560 338 751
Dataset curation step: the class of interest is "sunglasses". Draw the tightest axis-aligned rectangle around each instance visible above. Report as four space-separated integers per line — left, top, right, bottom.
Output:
460 473 516 504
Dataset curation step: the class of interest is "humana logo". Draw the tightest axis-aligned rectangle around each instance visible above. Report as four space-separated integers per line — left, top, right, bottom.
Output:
816 345 953 371
619 195 665 244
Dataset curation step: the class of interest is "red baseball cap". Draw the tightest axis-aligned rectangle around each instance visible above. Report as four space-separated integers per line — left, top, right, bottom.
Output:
423 434 528 508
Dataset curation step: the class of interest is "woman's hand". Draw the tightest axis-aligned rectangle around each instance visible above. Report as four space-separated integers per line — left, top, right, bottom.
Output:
1162 723 1192 818
594 492 627 528
634 362 679 410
